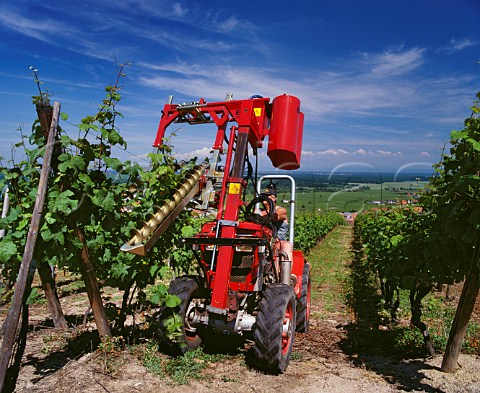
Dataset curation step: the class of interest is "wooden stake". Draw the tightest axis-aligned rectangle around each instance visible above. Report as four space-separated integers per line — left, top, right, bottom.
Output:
0 186 8 238
441 260 480 372
0 102 61 392
3 260 37 393
75 228 112 339
37 263 67 329
34 101 67 330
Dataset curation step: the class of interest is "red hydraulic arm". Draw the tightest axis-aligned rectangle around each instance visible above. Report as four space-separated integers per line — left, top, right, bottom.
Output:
152 94 303 312
153 97 271 151
153 96 271 311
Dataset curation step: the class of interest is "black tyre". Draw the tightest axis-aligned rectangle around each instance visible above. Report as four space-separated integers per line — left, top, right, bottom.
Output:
252 283 297 374
157 276 202 356
296 263 311 333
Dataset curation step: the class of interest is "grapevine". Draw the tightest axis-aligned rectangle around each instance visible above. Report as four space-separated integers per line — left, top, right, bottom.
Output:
0 66 200 333
353 91 480 361
294 211 345 253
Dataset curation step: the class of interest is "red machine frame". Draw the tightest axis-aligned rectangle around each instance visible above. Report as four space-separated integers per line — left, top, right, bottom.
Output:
123 93 309 374
154 96 277 311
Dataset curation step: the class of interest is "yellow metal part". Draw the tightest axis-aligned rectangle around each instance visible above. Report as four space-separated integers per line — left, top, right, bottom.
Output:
120 164 206 256
228 182 241 194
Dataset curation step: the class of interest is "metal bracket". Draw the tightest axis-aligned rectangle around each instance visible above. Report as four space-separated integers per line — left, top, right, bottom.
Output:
206 305 229 315
217 220 239 227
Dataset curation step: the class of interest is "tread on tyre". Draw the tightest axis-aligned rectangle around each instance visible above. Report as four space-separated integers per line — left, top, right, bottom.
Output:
157 276 202 356
296 263 311 333
251 283 297 374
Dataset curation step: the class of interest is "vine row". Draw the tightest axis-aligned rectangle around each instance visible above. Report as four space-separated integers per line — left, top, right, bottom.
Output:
294 210 345 253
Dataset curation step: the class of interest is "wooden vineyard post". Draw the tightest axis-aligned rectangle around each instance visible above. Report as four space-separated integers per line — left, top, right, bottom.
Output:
75 228 112 339
3 260 37 393
0 102 61 392
37 263 67 329
0 185 9 239
441 260 480 372
36 99 111 338
35 101 67 330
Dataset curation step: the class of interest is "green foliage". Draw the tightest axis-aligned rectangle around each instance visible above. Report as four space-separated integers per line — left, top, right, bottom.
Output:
354 207 439 290
164 348 228 385
464 322 480 353
0 65 199 326
141 343 230 385
141 341 166 378
352 91 480 356
0 239 17 263
26 287 45 305
147 283 173 306
97 335 125 374
354 92 480 294
422 92 480 275
294 210 344 253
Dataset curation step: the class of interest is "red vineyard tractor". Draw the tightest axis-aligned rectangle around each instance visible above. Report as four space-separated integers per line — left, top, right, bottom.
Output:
121 93 311 374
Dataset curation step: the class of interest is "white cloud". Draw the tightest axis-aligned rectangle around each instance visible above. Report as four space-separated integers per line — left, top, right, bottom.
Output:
321 148 348 155
173 147 212 161
376 150 404 156
0 9 74 44
301 148 349 156
172 2 186 17
359 47 425 76
440 38 477 54
353 148 370 155
135 44 467 130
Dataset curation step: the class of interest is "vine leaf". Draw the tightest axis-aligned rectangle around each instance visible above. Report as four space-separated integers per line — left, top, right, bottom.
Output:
165 294 182 308
0 240 17 263
48 190 77 215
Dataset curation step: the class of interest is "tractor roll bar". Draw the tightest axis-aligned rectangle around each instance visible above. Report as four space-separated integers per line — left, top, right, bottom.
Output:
256 175 296 244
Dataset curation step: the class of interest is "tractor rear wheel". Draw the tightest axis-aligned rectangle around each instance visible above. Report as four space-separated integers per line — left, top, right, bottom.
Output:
157 276 203 356
296 263 311 333
252 283 296 374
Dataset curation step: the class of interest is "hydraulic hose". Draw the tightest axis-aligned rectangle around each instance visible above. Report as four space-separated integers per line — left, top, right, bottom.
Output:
244 193 275 226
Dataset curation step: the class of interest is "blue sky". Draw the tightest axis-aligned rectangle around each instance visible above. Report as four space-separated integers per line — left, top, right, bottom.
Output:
0 0 479 175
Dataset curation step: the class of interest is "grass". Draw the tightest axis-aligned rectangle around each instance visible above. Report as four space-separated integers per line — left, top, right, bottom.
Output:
139 343 232 385
293 181 425 212
307 225 354 319
248 180 424 213
97 335 125 374
393 289 480 356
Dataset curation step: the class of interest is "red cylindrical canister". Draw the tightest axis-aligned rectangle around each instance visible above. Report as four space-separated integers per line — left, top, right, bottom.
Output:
267 94 301 170
295 111 304 167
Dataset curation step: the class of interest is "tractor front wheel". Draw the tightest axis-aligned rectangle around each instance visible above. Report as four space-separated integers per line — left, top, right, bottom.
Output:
296 263 311 333
157 276 203 356
252 283 296 374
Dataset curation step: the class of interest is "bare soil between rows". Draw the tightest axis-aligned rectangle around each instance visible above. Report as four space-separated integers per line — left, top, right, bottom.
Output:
7 295 479 393
2 236 480 393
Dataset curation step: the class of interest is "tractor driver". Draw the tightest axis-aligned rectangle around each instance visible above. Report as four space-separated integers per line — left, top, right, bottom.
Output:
263 185 294 266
